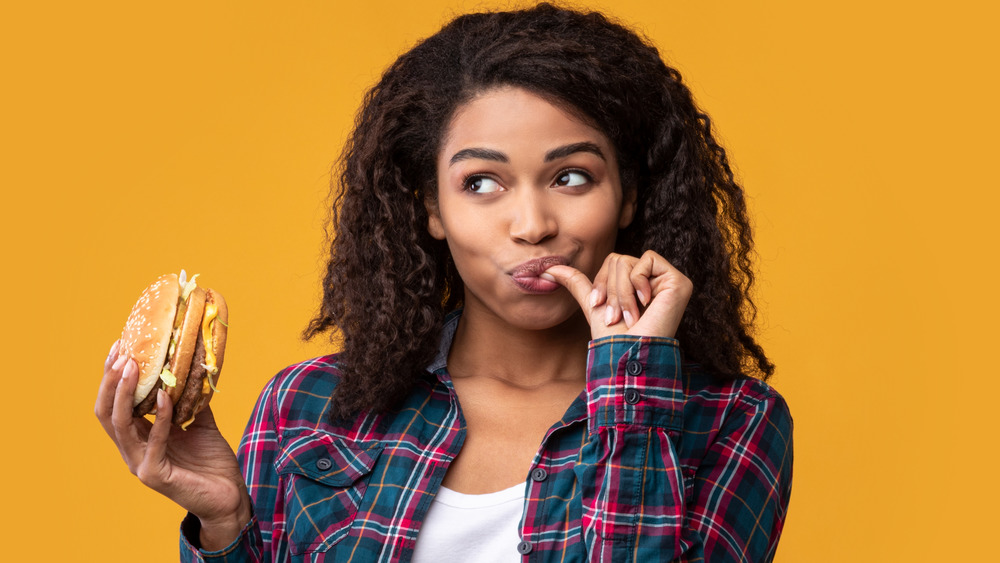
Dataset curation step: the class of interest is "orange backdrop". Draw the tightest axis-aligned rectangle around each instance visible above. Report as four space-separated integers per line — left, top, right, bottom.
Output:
2 1 997 561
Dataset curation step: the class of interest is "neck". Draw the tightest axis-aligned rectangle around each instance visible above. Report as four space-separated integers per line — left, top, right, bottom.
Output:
447 306 591 389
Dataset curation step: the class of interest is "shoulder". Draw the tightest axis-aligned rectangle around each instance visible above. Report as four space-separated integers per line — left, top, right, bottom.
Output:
249 354 346 435
269 353 344 399
251 354 446 440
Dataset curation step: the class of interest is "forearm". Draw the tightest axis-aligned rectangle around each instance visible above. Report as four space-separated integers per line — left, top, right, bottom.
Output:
581 335 793 562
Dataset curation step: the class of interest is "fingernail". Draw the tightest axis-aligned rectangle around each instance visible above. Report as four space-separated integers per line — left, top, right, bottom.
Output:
122 359 137 379
623 310 634 327
636 289 646 305
112 354 128 370
539 272 556 282
156 389 166 409
589 289 599 308
605 305 614 326
107 339 120 359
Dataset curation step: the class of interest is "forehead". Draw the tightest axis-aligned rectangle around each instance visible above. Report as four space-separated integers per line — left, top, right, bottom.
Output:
439 87 611 155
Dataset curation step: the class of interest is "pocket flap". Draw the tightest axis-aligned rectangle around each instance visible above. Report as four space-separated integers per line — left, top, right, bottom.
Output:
276 430 382 487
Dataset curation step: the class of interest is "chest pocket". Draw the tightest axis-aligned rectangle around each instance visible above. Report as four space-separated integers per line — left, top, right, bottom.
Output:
275 430 383 555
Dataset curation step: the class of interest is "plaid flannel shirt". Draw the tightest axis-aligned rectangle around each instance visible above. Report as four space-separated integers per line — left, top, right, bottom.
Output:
180 313 793 562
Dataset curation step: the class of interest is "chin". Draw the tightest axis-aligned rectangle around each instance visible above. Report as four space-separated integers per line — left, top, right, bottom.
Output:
501 298 588 333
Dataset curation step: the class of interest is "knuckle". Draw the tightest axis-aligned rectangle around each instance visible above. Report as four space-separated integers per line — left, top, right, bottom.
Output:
111 417 131 436
135 463 158 486
680 278 694 295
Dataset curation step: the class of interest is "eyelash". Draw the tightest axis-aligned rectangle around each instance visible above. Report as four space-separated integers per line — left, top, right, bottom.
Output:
554 168 594 187
460 168 595 192
461 173 500 193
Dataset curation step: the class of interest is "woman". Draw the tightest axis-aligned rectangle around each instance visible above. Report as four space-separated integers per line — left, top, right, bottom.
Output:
96 4 792 562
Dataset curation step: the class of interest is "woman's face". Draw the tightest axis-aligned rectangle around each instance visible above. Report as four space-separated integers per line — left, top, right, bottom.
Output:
429 86 635 331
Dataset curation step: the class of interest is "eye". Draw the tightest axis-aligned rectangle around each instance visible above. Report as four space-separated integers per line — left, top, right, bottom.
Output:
465 175 502 193
554 170 590 187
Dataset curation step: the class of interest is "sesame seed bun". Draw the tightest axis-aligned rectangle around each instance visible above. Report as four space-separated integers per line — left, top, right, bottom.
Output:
119 272 228 427
120 274 179 409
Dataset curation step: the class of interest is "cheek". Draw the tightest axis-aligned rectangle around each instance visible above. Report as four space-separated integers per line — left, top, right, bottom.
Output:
566 202 624 272
574 202 623 242
438 216 492 265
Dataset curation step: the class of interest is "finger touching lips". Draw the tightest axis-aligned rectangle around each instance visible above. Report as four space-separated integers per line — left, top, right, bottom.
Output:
542 265 594 309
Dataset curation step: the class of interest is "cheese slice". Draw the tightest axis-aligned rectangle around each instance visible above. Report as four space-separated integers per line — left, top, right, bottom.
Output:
201 302 219 375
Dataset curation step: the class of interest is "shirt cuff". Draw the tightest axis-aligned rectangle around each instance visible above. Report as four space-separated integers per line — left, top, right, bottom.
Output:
180 511 260 562
586 335 684 433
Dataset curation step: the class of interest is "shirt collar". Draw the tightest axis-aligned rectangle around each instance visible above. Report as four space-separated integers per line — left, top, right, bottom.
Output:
426 309 462 375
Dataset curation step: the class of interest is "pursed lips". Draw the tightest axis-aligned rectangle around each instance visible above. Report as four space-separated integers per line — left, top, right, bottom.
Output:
510 255 568 280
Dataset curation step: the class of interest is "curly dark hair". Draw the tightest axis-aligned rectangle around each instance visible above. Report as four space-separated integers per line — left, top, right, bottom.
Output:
304 2 774 418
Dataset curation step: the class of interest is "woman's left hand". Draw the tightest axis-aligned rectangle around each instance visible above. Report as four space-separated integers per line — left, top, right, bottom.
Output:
544 250 692 340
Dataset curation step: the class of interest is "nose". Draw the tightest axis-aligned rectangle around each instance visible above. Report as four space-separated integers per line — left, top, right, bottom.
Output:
509 188 558 244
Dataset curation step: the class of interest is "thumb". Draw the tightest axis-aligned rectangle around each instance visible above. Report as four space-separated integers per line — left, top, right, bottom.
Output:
543 265 595 312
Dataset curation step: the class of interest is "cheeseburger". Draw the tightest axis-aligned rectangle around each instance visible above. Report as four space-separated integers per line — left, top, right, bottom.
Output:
120 270 228 429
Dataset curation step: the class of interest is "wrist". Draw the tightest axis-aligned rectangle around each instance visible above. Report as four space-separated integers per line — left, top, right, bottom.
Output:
197 496 252 552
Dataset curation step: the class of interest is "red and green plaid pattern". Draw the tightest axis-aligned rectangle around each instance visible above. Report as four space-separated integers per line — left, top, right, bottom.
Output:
181 314 792 562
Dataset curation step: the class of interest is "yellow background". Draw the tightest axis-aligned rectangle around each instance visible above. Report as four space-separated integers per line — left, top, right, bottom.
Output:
2 1 996 560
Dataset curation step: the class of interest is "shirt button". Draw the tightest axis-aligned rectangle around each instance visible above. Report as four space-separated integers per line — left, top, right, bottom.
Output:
626 360 643 376
624 389 641 404
516 540 533 555
316 458 332 471
531 468 548 482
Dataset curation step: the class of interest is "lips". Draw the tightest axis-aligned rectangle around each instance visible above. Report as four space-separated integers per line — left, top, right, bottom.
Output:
510 256 567 293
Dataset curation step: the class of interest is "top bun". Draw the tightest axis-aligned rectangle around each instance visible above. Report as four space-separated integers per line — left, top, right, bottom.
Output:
120 273 179 406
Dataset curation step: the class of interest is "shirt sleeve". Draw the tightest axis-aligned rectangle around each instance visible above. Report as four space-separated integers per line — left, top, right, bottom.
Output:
681 381 793 562
179 512 263 562
578 335 792 563
178 376 281 562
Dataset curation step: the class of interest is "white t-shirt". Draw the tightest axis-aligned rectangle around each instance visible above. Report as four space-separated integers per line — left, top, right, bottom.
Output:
411 483 525 562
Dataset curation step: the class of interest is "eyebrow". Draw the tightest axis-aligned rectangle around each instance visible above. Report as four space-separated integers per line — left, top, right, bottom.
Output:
544 142 606 163
449 148 508 165
448 142 606 166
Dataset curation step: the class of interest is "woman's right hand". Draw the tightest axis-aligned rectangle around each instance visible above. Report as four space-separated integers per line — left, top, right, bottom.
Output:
95 340 251 550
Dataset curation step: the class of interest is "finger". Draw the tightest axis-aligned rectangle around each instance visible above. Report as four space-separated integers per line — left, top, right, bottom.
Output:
590 255 612 309
613 257 641 328
629 256 654 307
104 339 121 370
606 255 642 327
603 255 623 326
190 403 220 431
95 347 128 431
638 250 692 302
112 359 147 467
141 390 173 485
542 265 595 313
627 251 693 338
